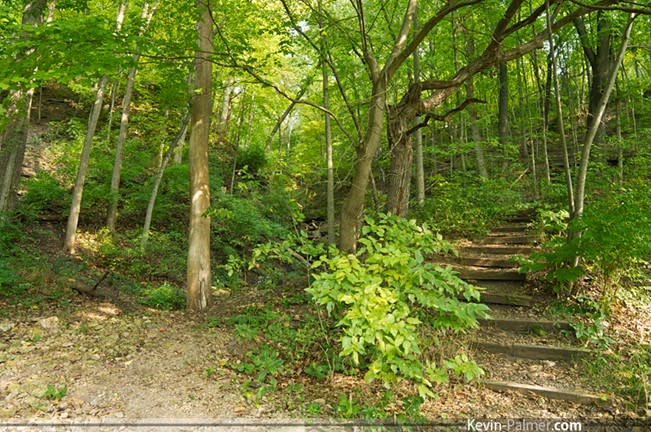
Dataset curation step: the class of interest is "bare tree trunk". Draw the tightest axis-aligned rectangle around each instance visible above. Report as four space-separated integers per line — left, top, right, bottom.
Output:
106 79 119 143
318 0 335 244
497 61 509 167
462 27 488 179
545 0 574 214
339 79 387 252
187 0 213 311
142 112 190 248
413 6 425 206
63 1 127 253
106 1 158 232
572 13 635 226
0 0 48 216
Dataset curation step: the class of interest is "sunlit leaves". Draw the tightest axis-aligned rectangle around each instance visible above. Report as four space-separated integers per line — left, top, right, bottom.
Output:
307 213 488 397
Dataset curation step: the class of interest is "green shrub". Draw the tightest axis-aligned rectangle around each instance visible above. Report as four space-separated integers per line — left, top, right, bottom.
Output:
17 171 68 219
523 185 651 298
307 213 488 398
413 175 522 236
140 282 185 310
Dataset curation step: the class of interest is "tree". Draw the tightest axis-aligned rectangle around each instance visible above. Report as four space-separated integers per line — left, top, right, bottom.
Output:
106 1 159 232
0 0 48 216
63 1 128 253
186 0 213 311
340 0 626 251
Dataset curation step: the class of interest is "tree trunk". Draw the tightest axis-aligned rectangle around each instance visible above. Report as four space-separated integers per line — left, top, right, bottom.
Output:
63 1 127 253
339 79 387 252
386 106 413 216
0 0 48 216
574 14 613 144
186 0 213 311
142 112 190 248
463 28 488 179
497 61 509 166
106 1 158 232
572 13 635 228
545 0 574 214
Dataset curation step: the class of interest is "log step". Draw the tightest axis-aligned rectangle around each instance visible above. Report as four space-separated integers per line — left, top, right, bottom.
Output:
479 235 539 245
483 381 607 404
460 245 535 256
478 317 572 333
474 291 535 307
476 342 592 361
492 224 530 233
434 256 518 269
454 266 526 281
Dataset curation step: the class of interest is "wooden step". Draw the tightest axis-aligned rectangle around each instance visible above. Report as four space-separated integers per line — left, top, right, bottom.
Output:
483 381 607 404
454 266 525 281
474 291 535 307
479 235 538 245
479 317 572 333
492 224 530 233
476 342 592 361
434 256 518 269
460 245 535 256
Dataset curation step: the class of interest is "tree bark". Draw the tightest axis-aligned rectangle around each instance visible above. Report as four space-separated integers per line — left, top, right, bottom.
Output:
545 0 574 213
0 0 48 216
339 79 387 252
106 1 158 232
497 61 509 166
63 1 127 253
187 0 213 311
572 13 635 227
142 111 190 248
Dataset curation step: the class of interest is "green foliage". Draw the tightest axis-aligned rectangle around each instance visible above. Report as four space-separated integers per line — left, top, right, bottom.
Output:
209 191 289 258
307 213 488 398
97 229 187 283
226 306 322 364
140 282 185 310
17 172 68 220
413 176 522 236
523 186 651 297
233 345 284 402
43 384 67 401
0 220 27 299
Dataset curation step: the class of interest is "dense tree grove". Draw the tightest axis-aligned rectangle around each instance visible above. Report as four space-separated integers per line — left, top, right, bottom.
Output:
1 0 650 421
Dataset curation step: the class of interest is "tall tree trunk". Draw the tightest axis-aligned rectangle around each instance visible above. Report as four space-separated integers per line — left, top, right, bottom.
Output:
187 0 213 311
386 103 415 216
463 27 488 179
106 1 158 232
339 79 387 252
574 13 613 144
545 0 574 214
413 6 425 207
0 0 48 216
142 112 190 248
318 0 335 244
571 13 635 231
64 2 127 253
497 61 509 167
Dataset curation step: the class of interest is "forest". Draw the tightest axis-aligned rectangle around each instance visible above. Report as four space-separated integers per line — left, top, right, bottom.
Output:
1 0 651 427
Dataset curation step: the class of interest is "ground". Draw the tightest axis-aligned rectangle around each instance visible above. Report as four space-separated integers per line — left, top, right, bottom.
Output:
0 224 649 431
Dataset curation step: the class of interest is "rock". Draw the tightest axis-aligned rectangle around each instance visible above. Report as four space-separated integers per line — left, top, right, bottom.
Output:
0 321 15 332
39 316 60 335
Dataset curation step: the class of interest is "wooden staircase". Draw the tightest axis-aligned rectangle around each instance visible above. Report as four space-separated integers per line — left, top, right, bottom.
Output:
435 209 608 405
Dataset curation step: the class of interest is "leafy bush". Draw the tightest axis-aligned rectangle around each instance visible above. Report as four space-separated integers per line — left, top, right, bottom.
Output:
140 282 185 310
17 171 68 219
307 213 488 397
413 175 522 236
209 191 289 258
523 185 651 298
